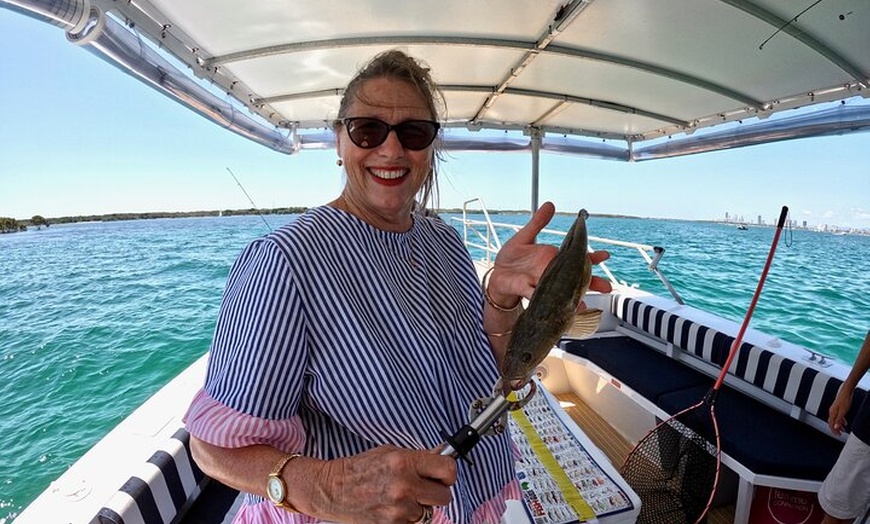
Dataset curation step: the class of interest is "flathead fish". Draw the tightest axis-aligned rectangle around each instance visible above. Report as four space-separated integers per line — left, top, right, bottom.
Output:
499 209 601 393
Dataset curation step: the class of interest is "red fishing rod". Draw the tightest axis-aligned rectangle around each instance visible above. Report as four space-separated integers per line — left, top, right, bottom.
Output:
621 205 789 524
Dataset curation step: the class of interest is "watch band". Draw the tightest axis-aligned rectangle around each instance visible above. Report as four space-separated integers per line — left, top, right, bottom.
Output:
269 453 302 512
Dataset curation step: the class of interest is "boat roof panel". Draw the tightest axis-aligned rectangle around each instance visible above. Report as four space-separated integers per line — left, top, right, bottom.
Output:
17 0 865 156
543 102 674 138
154 0 566 56
270 95 342 129
511 54 731 126
228 48 382 99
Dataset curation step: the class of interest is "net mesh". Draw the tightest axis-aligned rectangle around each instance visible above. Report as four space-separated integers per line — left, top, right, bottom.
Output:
620 403 720 524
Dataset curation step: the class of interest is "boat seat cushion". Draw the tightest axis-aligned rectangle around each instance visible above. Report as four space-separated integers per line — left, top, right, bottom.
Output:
656 384 845 480
563 335 845 480
561 336 711 402
611 294 867 423
91 428 207 524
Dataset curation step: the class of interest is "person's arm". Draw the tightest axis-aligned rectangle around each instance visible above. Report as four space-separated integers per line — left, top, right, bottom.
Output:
190 437 456 523
829 331 870 435
191 240 456 522
482 266 527 366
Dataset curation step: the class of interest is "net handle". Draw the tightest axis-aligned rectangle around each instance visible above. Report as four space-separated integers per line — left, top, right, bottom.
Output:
714 206 789 391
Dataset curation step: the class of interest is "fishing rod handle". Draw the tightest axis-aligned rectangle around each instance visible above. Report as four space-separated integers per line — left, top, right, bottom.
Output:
439 394 511 459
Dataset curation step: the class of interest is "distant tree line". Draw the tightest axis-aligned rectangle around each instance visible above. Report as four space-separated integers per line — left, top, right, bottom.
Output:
0 217 26 233
1 215 48 233
1 208 314 233
2 207 643 235
44 207 311 224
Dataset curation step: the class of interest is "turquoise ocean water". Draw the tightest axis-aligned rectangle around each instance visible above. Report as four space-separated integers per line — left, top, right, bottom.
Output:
1 213 868 522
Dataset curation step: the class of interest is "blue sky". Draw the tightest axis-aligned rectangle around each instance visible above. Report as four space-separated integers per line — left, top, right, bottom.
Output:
2 8 869 229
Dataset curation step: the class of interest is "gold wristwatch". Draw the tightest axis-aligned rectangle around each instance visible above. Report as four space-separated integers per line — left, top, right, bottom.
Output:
266 453 302 512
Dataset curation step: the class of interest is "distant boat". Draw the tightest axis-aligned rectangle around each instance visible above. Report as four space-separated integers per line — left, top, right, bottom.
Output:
737 224 748 230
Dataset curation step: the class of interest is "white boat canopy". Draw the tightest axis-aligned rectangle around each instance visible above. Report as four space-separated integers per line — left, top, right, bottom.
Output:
5 0 870 163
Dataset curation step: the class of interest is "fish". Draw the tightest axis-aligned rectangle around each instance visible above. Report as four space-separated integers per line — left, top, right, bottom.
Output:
499 209 601 394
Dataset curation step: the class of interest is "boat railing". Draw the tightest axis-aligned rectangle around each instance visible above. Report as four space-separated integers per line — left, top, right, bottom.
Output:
451 198 685 304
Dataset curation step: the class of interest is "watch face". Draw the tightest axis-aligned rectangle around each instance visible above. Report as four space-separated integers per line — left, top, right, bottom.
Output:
267 476 285 504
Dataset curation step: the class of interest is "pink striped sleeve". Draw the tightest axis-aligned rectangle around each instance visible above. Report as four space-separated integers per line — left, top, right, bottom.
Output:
233 500 320 523
469 478 520 524
230 481 521 524
184 388 306 453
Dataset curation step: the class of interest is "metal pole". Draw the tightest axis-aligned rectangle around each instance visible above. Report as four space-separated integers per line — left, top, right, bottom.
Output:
438 395 511 459
530 127 541 213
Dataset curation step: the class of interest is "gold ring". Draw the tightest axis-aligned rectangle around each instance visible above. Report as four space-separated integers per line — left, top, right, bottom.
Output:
414 505 433 524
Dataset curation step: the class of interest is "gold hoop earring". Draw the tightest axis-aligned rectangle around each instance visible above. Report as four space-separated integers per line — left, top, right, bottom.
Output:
336 159 343 167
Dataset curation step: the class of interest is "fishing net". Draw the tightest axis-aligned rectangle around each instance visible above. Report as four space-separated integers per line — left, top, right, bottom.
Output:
620 402 720 524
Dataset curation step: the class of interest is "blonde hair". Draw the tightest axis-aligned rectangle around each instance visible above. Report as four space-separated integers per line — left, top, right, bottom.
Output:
334 50 445 213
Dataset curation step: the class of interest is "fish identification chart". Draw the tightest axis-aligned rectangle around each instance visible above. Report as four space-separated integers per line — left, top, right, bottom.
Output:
509 382 636 524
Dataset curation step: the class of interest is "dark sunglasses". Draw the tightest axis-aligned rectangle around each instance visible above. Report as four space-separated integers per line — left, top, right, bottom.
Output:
342 117 440 151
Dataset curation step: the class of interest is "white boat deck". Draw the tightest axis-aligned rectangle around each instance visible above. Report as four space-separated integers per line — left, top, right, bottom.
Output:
14 348 646 523
14 354 209 524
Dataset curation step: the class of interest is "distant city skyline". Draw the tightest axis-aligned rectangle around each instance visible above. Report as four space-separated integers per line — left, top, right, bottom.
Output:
721 211 867 233
2 9 870 230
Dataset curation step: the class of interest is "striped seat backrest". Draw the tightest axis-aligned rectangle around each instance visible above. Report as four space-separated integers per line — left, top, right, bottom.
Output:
612 295 732 365
611 295 857 421
91 428 206 524
731 341 844 418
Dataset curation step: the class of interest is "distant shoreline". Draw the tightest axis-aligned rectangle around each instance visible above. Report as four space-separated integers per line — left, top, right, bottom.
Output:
5 208 868 236
12 207 653 226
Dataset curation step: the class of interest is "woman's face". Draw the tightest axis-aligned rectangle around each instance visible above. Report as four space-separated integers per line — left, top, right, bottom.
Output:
336 77 434 230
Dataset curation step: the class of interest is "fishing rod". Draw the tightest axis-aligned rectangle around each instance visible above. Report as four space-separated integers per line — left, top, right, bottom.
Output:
620 205 790 524
226 167 272 232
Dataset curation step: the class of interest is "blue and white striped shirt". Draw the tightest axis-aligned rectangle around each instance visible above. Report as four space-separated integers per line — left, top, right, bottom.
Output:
198 205 516 523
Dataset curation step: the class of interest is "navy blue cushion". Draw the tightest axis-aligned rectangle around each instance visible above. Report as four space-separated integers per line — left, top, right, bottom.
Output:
656 384 844 480
563 335 846 480
561 336 711 402
849 392 870 443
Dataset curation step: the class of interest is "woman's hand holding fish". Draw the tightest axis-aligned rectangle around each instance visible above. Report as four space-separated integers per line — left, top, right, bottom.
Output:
483 202 611 366
487 202 612 307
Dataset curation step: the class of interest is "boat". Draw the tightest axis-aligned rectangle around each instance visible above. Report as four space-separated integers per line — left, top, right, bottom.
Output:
736 224 748 230
4 1 869 523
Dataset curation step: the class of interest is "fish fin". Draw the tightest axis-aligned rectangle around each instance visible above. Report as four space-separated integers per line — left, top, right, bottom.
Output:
566 308 602 339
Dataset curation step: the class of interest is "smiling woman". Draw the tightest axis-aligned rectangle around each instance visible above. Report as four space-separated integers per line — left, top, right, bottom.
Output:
180 49 615 524
329 49 446 232
330 75 440 232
